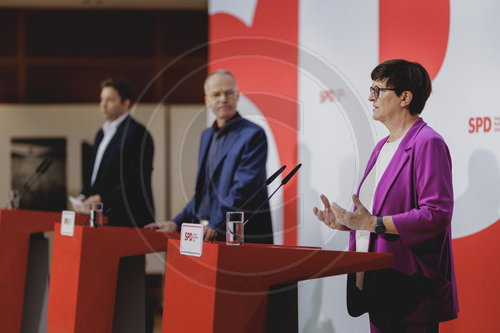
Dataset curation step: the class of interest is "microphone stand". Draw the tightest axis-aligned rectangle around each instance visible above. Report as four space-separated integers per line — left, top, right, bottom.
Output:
243 163 302 226
239 165 286 211
18 158 53 199
210 165 288 243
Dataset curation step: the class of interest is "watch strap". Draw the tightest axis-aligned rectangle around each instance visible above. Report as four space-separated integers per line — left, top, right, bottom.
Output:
375 216 385 234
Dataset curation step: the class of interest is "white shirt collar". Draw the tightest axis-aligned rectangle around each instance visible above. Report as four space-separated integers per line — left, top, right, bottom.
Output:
102 112 130 134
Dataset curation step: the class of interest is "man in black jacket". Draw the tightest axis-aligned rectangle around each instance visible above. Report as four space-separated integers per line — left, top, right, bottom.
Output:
72 78 155 227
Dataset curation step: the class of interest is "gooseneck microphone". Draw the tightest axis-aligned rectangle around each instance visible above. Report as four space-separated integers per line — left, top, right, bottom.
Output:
5 158 53 209
266 165 288 185
239 165 287 210
243 163 302 226
209 165 287 243
19 158 53 199
280 163 302 185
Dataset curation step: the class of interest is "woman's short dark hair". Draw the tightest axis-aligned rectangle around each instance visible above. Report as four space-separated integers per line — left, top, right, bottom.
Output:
371 59 432 115
100 78 133 103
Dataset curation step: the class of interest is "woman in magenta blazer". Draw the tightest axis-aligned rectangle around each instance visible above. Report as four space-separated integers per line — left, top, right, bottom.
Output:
314 59 458 332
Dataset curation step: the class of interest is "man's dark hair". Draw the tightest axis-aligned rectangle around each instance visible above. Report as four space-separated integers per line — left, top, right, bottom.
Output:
100 78 133 103
371 59 432 115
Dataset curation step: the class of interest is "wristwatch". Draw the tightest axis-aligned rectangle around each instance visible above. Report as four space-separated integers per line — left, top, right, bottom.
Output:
375 216 386 235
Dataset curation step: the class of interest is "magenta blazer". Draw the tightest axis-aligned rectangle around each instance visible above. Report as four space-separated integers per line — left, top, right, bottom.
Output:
347 118 459 324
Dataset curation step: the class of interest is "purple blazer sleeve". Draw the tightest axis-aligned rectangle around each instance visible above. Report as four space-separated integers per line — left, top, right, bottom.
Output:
392 135 454 249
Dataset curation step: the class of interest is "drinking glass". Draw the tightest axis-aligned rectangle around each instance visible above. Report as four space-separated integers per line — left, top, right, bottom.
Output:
90 202 103 228
226 211 244 246
8 189 20 209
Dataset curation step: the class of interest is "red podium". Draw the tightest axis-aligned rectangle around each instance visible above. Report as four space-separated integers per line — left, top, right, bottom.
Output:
47 224 179 333
0 209 79 333
163 239 393 332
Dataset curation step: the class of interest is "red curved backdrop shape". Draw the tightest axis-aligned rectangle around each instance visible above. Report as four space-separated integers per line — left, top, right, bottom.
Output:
441 219 500 332
380 0 450 80
209 0 299 245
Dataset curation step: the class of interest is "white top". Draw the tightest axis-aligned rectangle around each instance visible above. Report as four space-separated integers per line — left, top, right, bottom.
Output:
356 135 404 252
90 112 129 186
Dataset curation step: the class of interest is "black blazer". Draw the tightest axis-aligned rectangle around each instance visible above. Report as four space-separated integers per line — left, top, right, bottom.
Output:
82 115 155 227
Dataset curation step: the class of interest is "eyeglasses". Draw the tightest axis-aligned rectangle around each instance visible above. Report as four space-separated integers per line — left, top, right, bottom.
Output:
207 90 237 99
370 86 395 99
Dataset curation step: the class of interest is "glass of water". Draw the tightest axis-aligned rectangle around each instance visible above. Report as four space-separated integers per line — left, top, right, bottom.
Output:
8 189 20 209
226 211 244 246
90 202 103 228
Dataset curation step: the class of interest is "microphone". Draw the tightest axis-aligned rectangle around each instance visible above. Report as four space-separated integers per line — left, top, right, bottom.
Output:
213 165 289 243
36 158 52 174
266 165 288 185
239 165 286 210
18 158 53 199
243 163 302 225
280 163 301 185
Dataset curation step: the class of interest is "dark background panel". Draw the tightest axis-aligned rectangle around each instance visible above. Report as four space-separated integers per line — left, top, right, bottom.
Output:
0 11 18 56
0 66 19 102
25 10 156 57
26 64 157 103
160 58 206 103
0 9 207 104
161 11 208 58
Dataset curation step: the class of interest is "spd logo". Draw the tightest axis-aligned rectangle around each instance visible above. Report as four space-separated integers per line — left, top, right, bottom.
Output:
184 232 198 242
468 116 500 133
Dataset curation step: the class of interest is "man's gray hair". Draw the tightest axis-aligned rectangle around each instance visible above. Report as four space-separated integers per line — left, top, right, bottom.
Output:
204 69 238 94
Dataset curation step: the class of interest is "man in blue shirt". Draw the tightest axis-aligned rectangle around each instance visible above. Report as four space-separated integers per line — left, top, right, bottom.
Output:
146 70 273 244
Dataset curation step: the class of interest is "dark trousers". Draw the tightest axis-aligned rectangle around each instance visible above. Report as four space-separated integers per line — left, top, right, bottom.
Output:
370 319 439 333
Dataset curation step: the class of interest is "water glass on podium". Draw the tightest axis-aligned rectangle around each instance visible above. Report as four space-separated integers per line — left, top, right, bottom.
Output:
90 202 103 227
226 211 244 246
8 189 20 209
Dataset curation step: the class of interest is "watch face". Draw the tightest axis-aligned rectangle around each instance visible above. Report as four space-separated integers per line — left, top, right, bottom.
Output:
375 223 386 235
